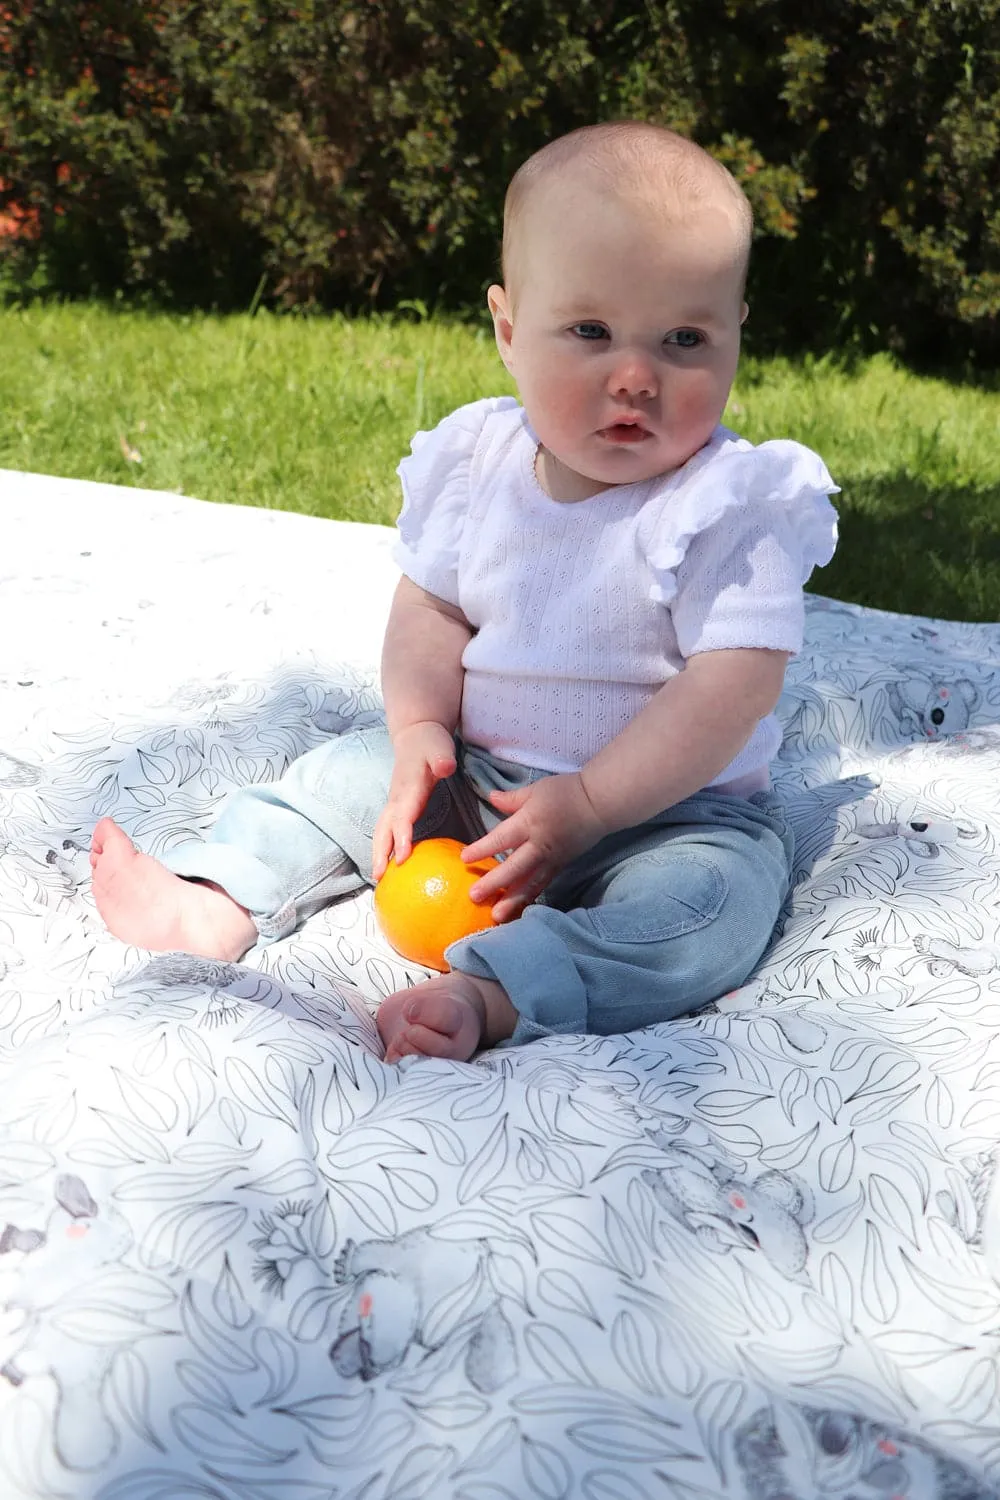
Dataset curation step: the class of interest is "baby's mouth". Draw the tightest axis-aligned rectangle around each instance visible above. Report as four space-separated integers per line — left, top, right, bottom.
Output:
599 422 652 445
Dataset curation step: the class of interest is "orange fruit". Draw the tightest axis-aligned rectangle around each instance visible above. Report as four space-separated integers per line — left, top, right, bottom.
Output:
373 837 500 971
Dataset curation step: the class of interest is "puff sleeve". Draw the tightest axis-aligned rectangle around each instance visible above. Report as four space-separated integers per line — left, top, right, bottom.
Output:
393 397 518 606
647 439 839 660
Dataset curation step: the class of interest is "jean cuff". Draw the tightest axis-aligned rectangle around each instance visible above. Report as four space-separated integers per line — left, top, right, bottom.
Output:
446 908 589 1045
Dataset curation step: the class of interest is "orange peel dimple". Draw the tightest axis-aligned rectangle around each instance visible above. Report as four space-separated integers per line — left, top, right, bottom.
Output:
373 837 500 971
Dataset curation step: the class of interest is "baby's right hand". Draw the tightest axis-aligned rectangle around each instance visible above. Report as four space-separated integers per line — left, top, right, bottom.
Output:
372 722 458 880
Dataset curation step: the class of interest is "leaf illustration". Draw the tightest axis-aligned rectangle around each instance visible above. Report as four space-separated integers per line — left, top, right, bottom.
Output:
380 1164 438 1211
176 1359 243 1413
404 1392 491 1431
954 1356 1000 1424
274 1389 373 1445
815 1080 839 1128
96 1467 227 1500
382 1444 459 1500
421 1265 485 1350
143 1202 248 1272
860 1218 899 1324
899 1248 1000 1322
580 1472 661 1500
818 1249 856 1324
925 1073 955 1130
610 1308 672 1399
818 1132 857 1195
778 1067 808 1125
411 1116 467 1166
520 1434 571 1500
867 1173 919 1249
602 1198 645 1279
458 1114 510 1203
225 1056 299 1129
213 1253 253 1329
117 1165 240 1202
286 1284 347 1344
450 1075 506 1121
758 1123 819 1171
247 1160 317 1196
486 1250 531 1311
865 1142 931 1209
537 1268 603 1326
175 1056 217 1134
307 1192 338 1261
530 1209 616 1273
453 1416 519 1476
326 1130 423 1172
847 1083 921 1128
327 1175 398 1237
171 1404 297 1465
0 1140 56 1186
523 1324 598 1387
870 1329 972 1368
847 1053 920 1103
830 1037 882 1073
252 1327 299 1407
567 1415 694 1463
180 1282 258 1374
737 1261 792 1332
105 1347 166 1455
91 1106 172 1163
219 1096 248 1143
695 1087 773 1121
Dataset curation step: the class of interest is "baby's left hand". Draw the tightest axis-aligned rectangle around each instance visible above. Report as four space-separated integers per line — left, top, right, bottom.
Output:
462 772 608 922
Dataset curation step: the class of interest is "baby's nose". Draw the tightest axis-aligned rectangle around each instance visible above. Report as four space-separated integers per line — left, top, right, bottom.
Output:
609 353 657 400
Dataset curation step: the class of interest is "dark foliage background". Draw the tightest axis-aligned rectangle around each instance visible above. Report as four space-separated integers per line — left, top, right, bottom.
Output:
1 0 997 362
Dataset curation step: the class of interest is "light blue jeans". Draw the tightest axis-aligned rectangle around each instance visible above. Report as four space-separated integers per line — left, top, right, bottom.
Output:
164 725 794 1045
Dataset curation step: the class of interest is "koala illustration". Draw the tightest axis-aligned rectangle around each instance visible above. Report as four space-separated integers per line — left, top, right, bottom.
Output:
329 1227 517 1393
45 837 92 886
854 801 977 858
911 932 999 979
887 676 980 740
0 1174 133 1470
642 1147 813 1279
732 1400 996 1499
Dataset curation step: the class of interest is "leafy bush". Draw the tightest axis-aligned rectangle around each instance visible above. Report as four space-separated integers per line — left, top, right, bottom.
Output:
1 1 997 361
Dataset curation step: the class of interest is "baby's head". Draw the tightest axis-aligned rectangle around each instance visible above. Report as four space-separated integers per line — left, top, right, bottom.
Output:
488 122 752 501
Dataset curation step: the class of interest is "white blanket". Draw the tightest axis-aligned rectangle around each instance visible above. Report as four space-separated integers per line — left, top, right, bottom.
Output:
2 469 1000 1500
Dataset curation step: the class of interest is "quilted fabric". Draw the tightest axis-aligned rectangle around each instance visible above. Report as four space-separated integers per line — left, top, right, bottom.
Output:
1 469 999 1500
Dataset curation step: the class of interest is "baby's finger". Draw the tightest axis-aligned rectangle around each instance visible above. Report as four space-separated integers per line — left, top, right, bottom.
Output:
371 819 394 881
471 844 543 904
462 820 521 865
390 818 414 866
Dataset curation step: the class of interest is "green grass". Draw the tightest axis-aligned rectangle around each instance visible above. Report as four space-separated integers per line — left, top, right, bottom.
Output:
2 303 998 622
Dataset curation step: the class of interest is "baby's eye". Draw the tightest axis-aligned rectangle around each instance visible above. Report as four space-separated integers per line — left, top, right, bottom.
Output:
571 322 609 341
666 329 703 349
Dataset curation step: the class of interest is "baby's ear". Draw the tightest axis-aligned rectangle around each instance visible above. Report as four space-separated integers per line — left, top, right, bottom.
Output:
740 301 749 325
487 284 515 371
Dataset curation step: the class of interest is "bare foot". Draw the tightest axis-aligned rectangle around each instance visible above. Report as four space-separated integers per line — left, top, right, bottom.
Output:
90 818 257 960
377 971 518 1063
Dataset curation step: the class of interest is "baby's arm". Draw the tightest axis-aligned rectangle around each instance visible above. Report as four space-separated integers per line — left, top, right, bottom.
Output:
373 576 473 876
465 648 788 918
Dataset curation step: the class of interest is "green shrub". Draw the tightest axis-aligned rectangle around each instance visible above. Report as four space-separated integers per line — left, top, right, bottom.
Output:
1 1 997 362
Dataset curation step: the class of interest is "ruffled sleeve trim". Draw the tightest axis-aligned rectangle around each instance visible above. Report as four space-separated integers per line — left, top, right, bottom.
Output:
644 433 840 607
393 396 520 604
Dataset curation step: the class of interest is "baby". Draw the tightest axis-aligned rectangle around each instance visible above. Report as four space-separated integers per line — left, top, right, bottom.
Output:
91 121 838 1062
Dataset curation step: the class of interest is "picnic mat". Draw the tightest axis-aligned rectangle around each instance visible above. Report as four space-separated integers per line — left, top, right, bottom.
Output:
2 467 1000 1499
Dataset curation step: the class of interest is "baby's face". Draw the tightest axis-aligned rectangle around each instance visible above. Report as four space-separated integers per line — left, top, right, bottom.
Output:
490 187 747 501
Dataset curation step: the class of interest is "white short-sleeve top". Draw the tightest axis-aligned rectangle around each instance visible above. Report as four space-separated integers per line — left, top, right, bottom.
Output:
394 397 838 786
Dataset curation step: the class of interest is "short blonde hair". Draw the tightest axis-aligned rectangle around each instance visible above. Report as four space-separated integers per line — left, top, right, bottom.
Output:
501 121 753 297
